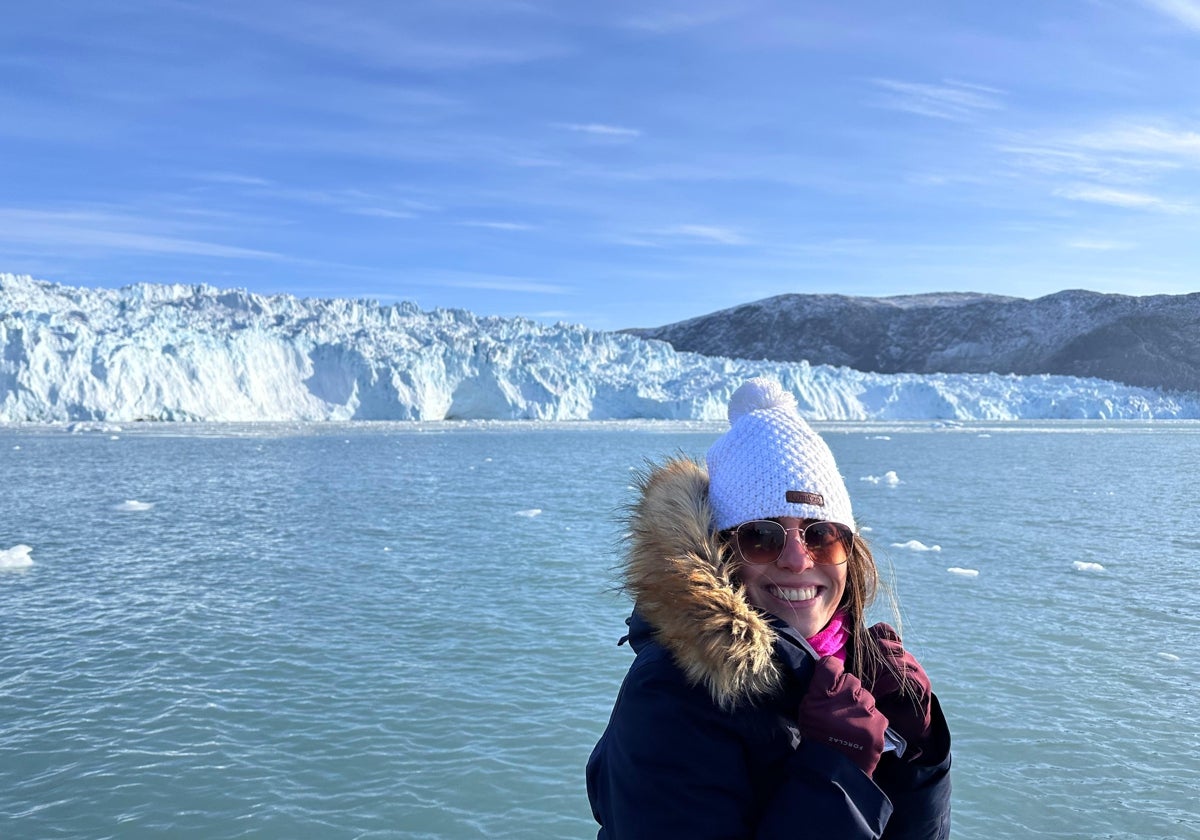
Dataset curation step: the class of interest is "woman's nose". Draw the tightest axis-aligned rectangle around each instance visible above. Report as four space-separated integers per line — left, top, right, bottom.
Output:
775 530 814 571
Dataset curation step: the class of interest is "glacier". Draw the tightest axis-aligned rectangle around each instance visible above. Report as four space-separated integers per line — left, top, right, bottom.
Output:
3 272 1199 423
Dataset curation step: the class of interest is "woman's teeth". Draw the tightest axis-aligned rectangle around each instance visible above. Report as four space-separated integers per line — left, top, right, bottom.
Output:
770 585 817 602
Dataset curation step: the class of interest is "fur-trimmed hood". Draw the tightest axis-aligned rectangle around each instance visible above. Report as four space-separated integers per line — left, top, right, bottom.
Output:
622 457 781 710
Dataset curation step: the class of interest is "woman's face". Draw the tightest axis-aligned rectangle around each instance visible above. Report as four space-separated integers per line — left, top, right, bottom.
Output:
735 517 848 639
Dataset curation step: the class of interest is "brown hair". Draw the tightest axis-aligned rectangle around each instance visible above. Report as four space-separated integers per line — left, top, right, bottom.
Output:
842 534 885 681
843 534 917 699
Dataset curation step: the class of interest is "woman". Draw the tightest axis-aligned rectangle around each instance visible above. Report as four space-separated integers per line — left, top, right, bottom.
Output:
586 378 951 839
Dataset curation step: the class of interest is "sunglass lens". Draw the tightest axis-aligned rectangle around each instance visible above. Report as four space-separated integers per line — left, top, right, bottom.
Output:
736 521 786 564
804 521 843 549
804 521 850 563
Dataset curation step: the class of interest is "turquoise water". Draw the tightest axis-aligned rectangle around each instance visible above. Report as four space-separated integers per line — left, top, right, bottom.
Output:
2 421 1198 839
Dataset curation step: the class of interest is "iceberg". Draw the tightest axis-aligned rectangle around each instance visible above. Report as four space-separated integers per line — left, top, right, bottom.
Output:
890 540 942 552
3 273 1199 423
0 544 33 569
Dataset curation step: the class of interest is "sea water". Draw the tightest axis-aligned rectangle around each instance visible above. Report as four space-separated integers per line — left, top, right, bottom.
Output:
1 421 1198 840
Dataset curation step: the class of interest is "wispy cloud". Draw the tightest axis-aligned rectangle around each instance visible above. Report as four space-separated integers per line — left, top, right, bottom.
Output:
555 122 642 138
509 155 565 169
184 171 439 219
349 207 417 220
658 224 748 245
1005 122 1200 211
190 172 273 187
188 2 564 71
1065 238 1136 251
621 4 743 33
1053 185 1189 212
1140 0 1200 30
0 208 286 259
872 78 1005 121
1074 124 1200 159
457 220 538 231
423 272 570 295
242 184 434 218
1000 143 1180 182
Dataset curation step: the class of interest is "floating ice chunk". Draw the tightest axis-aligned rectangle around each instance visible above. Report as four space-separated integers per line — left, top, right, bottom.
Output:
116 500 155 512
1157 652 1180 662
891 540 942 552
110 435 120 440
515 508 542 518
862 471 901 486
869 435 892 441
947 567 979 577
1073 561 1104 572
12 445 19 450
67 422 122 434
977 433 992 438
0 544 33 569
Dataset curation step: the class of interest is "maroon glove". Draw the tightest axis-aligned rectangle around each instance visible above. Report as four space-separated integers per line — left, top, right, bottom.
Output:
866 623 934 760
798 656 888 777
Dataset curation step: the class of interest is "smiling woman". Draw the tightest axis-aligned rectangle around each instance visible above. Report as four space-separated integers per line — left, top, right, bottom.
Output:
586 378 952 839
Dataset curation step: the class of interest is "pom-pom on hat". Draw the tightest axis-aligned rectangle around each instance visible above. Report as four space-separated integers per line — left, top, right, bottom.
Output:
706 378 855 532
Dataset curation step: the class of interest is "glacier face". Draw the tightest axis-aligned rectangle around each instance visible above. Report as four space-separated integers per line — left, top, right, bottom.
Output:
2 273 1199 423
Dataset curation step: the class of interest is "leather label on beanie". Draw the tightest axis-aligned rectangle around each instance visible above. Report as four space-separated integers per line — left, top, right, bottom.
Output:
786 490 824 506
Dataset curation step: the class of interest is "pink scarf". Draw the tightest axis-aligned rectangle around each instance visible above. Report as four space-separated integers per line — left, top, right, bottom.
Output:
806 610 849 663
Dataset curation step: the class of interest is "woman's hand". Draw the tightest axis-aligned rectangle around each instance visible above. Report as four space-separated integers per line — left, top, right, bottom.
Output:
798 656 888 776
866 624 934 760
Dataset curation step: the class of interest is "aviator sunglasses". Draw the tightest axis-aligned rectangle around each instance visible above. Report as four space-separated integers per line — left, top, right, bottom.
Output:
725 519 853 566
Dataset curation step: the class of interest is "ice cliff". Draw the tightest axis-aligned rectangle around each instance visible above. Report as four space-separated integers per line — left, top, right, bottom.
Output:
3 273 1198 422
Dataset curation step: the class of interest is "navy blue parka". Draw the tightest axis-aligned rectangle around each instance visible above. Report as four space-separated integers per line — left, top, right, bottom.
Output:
586 458 951 840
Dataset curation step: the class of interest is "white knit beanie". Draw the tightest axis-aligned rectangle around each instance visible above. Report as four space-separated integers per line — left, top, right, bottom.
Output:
706 378 855 532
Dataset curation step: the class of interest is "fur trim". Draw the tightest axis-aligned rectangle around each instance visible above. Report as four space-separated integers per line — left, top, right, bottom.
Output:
623 457 780 710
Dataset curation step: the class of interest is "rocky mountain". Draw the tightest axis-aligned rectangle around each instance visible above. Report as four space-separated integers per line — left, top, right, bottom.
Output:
623 290 1200 393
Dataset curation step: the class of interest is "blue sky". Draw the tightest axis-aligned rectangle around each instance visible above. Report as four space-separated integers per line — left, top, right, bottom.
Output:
3 0 1200 330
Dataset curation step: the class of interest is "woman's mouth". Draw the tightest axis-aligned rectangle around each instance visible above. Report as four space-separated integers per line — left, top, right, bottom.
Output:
768 584 819 603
